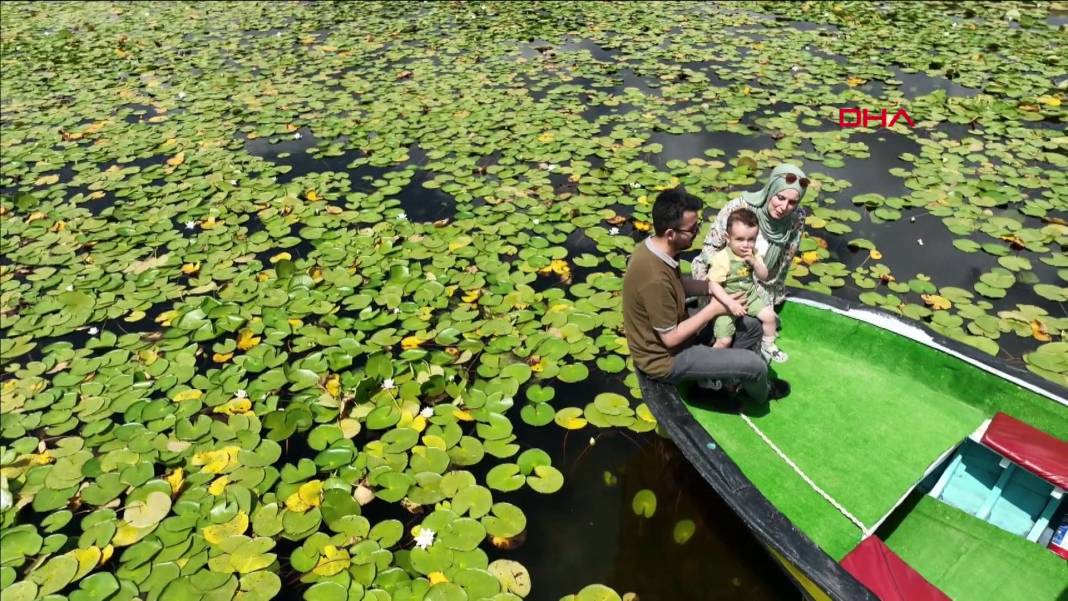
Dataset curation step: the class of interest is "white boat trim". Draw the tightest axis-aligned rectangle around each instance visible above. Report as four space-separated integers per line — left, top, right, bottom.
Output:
788 296 1068 408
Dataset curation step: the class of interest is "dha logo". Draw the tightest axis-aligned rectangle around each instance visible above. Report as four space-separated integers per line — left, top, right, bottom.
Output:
838 108 915 128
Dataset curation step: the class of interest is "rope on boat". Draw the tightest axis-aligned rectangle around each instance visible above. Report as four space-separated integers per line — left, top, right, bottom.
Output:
740 414 871 537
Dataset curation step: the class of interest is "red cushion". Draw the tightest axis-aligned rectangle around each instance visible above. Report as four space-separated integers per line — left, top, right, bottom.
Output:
981 412 1068 490
841 537 951 601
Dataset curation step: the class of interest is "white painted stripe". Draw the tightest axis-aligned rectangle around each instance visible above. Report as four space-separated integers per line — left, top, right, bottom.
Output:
740 413 871 537
788 296 1068 407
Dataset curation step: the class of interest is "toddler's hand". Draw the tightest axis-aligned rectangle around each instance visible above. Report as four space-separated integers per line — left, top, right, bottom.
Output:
728 300 747 317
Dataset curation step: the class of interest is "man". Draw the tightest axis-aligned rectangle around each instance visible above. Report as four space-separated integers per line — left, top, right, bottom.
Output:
622 187 786 403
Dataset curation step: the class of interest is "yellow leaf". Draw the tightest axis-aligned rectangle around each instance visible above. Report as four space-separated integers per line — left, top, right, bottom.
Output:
181 262 200 275
921 294 952 311
166 151 185 167
409 415 427 433
236 329 261 351
453 409 474 422
111 522 146 547
191 446 241 474
428 572 449 585
846 76 866 87
313 545 350 577
1031 320 1052 342
212 352 234 363
561 416 587 430
269 252 291 264
208 476 230 496
309 266 323 281
72 547 102 577
26 211 48 223
34 174 60 186
166 468 184 495
200 216 218 230
213 397 251 416
868 249 882 260
285 480 323 513
288 318 304 328
324 374 340 398
537 132 555 144
257 272 271 282
462 289 481 303
401 336 425 350
1037 95 1062 107
203 511 249 545
155 310 178 326
100 544 114 565
50 220 66 232
172 389 203 402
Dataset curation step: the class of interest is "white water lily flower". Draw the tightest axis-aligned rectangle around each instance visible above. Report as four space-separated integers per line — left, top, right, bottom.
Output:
414 527 435 549
65 284 74 291
532 218 539 225
589 437 596 446
293 132 302 140
791 66 800 72
382 378 395 390
425 271 436 281
177 91 186 100
88 327 99 335
230 180 238 186
420 406 434 419
917 239 924 246
630 182 641 188
184 220 196 230
235 389 248 399
545 163 558 172
392 307 400 314
397 211 407 221
609 227 620 235
0 476 12 512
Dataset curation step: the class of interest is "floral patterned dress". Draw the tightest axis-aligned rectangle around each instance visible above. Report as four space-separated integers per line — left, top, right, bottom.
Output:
691 196 807 307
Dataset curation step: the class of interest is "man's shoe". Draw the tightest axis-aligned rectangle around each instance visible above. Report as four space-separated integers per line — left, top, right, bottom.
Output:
768 378 791 400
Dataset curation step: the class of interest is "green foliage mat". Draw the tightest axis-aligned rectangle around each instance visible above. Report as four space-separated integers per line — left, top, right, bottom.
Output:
883 496 1068 601
683 301 1066 559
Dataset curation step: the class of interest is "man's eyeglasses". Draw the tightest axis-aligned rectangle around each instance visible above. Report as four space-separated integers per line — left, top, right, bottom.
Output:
674 224 700 237
780 172 810 188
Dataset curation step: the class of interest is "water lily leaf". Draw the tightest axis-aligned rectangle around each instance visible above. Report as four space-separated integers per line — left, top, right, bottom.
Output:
486 464 524 492
487 560 531 598
526 465 564 494
575 584 623 601
481 503 526 538
124 491 172 528
673 519 696 544
554 407 587 430
631 489 657 518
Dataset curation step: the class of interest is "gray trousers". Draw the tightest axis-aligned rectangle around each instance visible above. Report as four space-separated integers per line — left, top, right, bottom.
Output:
659 311 770 402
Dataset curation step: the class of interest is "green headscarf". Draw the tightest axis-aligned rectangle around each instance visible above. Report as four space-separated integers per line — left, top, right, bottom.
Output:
740 163 808 273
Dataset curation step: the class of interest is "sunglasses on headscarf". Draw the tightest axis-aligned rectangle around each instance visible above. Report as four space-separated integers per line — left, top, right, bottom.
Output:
780 172 810 188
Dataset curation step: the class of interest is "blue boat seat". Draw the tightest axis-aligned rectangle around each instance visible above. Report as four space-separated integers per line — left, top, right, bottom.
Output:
928 439 1063 542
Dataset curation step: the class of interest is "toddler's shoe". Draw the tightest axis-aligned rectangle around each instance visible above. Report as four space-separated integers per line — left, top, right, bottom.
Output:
760 341 789 363
697 378 723 391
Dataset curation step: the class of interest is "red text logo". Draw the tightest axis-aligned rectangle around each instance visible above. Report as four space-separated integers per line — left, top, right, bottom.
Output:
838 108 915 128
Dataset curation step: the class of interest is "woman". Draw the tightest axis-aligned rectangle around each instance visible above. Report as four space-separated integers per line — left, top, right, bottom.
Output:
691 163 809 308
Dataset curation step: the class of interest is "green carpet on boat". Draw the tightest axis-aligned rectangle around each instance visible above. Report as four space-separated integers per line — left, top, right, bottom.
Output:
883 496 1067 601
681 302 1067 561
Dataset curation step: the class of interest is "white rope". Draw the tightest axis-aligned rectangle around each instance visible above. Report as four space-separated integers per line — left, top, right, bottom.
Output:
740 413 871 537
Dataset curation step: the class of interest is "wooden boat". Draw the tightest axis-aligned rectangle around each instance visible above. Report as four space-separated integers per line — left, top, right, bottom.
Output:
639 291 1068 601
